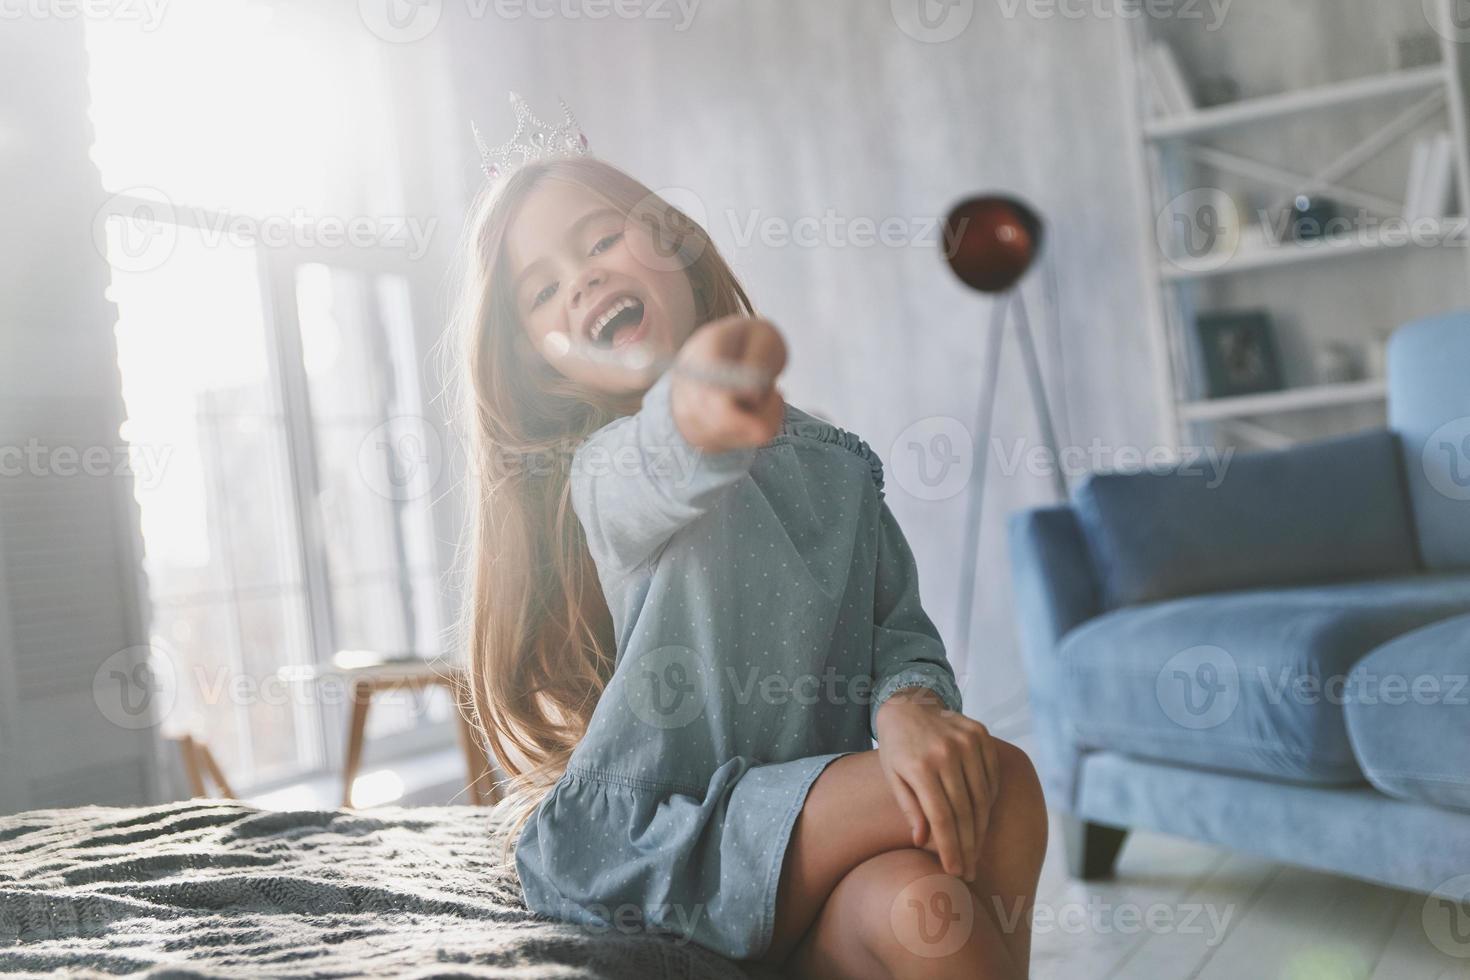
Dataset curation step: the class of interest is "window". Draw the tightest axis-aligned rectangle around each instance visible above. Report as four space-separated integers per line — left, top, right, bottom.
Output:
87 2 450 792
295 265 443 663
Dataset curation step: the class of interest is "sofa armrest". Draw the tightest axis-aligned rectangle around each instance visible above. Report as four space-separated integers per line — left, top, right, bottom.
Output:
1008 505 1100 807
1009 506 1099 653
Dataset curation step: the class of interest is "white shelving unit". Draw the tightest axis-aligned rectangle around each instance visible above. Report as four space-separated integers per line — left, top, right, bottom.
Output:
1178 379 1389 423
1118 0 1470 450
1142 64 1447 140
1158 220 1466 282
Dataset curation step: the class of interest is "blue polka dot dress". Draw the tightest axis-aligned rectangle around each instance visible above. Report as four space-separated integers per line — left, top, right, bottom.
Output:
514 368 965 961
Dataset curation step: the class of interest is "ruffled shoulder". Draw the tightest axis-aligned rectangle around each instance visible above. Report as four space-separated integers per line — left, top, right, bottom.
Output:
778 405 886 498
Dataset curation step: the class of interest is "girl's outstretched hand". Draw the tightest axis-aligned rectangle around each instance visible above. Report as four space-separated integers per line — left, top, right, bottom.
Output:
875 688 1000 883
670 315 788 453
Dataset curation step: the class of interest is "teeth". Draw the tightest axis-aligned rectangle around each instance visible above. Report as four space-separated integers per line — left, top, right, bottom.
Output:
591 296 639 342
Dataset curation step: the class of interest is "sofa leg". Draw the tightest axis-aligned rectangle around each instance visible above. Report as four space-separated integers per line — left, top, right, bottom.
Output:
1062 815 1129 880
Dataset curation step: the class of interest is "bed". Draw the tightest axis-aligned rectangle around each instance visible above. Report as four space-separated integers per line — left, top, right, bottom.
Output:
0 800 781 979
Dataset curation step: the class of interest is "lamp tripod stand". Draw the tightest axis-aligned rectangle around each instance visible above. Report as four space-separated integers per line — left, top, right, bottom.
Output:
941 196 1068 664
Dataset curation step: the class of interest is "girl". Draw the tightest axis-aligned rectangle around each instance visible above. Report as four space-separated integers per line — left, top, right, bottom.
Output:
454 155 1048 979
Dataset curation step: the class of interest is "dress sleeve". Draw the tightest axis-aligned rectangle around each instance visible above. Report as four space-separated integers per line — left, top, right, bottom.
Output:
571 368 757 581
869 497 965 740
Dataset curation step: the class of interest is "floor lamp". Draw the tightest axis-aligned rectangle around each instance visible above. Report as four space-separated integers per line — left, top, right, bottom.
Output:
941 196 1068 665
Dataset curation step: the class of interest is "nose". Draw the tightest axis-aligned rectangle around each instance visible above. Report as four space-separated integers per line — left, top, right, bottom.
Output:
570 268 605 311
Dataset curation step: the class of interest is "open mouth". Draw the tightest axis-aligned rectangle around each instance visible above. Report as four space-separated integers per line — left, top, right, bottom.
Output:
589 296 647 349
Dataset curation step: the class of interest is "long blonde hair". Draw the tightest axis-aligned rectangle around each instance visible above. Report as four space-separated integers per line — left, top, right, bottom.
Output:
449 158 754 863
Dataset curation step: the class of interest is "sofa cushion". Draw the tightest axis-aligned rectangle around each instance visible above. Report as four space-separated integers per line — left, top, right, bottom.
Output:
1061 574 1470 784
1389 312 1470 572
1073 430 1420 609
1345 614 1470 812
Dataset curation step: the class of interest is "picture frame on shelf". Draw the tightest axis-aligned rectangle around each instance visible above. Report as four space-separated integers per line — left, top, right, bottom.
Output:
1195 75 1240 109
1396 31 1442 70
1196 310 1285 399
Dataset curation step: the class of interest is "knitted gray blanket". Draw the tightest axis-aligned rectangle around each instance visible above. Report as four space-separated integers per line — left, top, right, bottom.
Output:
0 800 780 979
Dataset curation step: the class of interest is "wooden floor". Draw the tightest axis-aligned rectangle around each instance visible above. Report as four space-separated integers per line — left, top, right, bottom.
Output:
1028 814 1470 979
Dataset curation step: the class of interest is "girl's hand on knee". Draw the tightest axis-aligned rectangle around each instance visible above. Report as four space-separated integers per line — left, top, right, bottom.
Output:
874 688 1000 883
671 315 787 453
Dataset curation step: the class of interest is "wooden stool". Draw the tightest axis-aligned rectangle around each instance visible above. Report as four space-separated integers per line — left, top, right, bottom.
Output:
333 657 500 808
168 733 236 799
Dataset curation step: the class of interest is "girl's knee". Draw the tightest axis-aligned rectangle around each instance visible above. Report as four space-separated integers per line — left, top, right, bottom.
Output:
785 850 973 979
992 740 1049 854
844 850 980 965
993 740 1040 816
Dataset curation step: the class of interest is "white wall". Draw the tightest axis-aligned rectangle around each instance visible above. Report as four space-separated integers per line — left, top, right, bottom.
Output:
440 2 1164 733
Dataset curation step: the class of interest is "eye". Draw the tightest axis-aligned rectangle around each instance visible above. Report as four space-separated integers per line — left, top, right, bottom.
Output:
527 232 622 311
590 231 623 255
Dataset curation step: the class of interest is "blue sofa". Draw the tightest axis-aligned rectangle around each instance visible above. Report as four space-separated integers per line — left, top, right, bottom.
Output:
1008 311 1470 896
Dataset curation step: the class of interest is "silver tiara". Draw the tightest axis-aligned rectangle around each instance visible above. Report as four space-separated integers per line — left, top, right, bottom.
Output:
471 91 591 185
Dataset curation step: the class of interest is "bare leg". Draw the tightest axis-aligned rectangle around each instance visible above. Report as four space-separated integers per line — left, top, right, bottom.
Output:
789 848 1020 979
965 740 1048 970
760 741 1047 976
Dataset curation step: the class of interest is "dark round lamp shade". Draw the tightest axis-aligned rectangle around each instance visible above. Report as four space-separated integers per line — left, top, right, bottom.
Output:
941 195 1044 293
